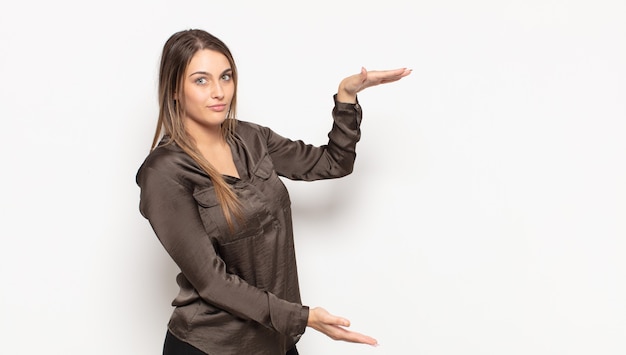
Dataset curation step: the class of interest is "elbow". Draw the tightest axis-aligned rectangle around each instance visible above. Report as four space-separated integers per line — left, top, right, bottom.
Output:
341 164 355 177
322 151 357 179
333 159 355 178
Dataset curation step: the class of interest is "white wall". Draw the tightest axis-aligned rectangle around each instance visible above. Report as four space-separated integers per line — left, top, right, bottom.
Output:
1 1 624 354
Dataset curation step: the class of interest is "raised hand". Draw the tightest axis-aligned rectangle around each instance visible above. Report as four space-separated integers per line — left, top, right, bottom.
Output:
307 306 379 346
337 67 412 103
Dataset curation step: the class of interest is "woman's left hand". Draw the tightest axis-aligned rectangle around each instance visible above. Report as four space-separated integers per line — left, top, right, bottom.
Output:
337 67 412 103
307 307 378 346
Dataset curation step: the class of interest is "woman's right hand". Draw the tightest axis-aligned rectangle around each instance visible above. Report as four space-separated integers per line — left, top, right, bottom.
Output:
306 306 378 346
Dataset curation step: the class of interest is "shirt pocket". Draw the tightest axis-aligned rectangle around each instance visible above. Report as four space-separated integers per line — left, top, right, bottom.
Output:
251 153 291 207
252 152 273 179
192 185 263 245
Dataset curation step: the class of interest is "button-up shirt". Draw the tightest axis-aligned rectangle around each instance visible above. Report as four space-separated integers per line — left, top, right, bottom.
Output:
136 95 362 354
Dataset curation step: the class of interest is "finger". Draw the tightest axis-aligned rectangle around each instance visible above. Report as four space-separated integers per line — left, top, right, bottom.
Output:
321 312 351 327
379 76 405 84
344 331 378 346
329 326 378 346
369 68 411 80
360 68 411 89
389 67 411 75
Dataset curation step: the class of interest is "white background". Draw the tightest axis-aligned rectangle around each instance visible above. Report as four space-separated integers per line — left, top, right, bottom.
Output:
1 1 625 354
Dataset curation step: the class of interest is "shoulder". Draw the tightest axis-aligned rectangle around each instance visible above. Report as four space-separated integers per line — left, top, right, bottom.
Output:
136 141 200 187
234 119 285 150
140 143 186 172
235 120 270 138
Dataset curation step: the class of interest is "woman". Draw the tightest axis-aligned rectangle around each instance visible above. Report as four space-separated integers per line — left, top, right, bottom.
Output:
136 29 411 355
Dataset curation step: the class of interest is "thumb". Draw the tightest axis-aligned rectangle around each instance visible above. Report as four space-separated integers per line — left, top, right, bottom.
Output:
337 317 351 327
360 67 368 83
325 313 351 327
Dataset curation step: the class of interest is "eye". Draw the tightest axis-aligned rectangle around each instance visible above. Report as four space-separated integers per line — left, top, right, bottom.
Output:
195 77 207 85
221 73 232 81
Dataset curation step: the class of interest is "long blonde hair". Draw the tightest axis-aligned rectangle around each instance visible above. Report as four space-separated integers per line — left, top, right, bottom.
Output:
152 29 241 228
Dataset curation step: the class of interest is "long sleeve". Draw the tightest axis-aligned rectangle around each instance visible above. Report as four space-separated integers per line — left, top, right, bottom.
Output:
262 94 362 181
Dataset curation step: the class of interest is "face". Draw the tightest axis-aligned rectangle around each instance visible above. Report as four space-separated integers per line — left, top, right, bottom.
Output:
179 49 235 133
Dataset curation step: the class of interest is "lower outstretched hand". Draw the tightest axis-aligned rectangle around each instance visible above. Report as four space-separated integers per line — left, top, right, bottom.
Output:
337 67 412 103
307 307 379 346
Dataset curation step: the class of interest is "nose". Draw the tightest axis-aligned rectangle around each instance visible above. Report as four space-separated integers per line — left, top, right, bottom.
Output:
211 82 224 100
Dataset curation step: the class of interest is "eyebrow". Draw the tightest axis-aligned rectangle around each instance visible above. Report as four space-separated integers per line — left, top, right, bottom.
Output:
188 68 232 77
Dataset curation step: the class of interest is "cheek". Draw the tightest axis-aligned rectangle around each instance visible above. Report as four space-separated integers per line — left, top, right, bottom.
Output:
223 80 235 95
183 89 206 107
225 85 235 102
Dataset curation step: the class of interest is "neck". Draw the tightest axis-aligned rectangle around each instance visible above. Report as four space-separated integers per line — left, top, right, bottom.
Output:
185 122 225 148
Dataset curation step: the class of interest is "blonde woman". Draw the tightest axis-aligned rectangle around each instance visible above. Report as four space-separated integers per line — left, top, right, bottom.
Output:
136 29 411 355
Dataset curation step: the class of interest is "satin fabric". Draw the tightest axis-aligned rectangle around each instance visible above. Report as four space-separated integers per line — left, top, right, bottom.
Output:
137 95 362 354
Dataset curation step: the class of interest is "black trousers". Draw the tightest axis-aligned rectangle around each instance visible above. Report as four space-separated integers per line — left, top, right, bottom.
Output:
163 331 299 355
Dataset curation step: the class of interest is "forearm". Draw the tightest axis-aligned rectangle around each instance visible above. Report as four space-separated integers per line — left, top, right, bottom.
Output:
266 95 362 180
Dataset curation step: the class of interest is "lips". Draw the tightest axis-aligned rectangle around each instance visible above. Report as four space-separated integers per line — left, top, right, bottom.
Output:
208 104 227 112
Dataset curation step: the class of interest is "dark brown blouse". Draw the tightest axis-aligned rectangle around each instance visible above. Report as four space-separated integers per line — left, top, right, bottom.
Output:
136 95 362 354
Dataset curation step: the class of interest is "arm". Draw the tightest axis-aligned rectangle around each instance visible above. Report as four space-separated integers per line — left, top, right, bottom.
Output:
265 67 412 181
263 95 362 181
137 164 308 337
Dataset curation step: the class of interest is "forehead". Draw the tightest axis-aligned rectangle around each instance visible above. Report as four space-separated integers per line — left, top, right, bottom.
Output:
186 49 231 74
